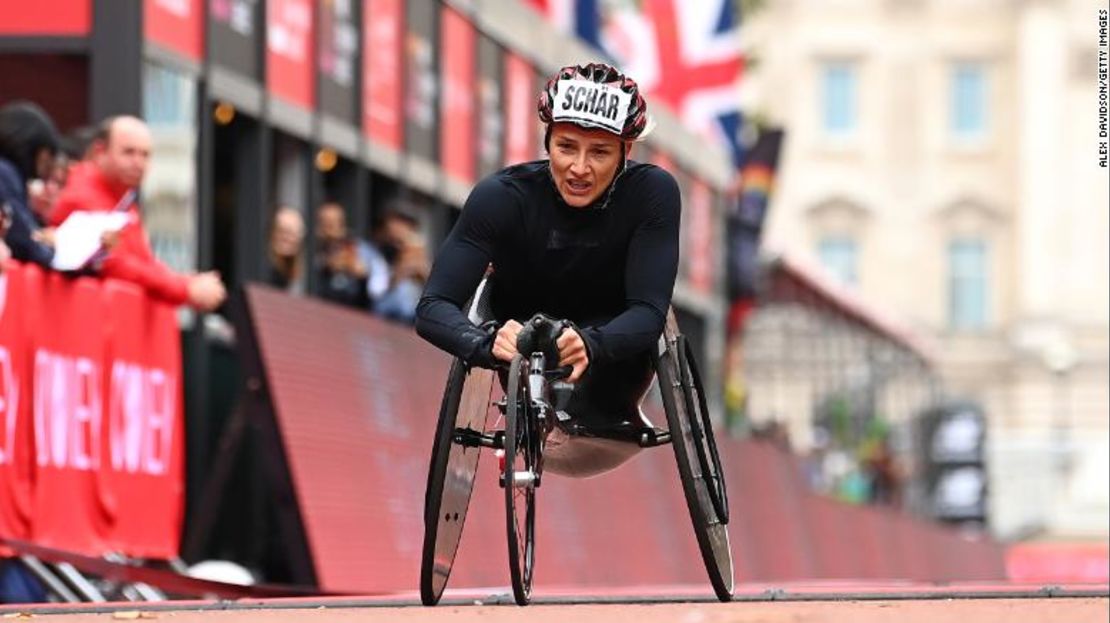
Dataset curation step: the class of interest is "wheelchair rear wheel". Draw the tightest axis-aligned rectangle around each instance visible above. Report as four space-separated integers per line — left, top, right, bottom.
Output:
656 314 734 602
503 355 537 606
420 359 496 606
677 336 729 523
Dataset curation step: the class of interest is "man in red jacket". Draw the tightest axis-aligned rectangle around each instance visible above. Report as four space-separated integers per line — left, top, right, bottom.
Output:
52 116 225 311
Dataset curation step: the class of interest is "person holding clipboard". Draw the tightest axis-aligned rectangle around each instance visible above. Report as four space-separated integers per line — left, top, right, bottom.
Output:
52 116 226 312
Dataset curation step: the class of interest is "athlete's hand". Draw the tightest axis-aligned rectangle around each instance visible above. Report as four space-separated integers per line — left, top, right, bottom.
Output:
492 319 524 362
556 327 589 383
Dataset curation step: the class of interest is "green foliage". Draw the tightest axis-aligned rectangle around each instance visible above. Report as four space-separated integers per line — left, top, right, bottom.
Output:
827 396 853 447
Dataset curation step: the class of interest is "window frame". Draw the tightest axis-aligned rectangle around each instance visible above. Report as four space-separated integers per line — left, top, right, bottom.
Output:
817 234 860 287
819 60 860 141
948 60 990 146
946 237 990 332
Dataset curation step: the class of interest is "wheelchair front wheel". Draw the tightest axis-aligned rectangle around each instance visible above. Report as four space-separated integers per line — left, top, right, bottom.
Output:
503 355 537 606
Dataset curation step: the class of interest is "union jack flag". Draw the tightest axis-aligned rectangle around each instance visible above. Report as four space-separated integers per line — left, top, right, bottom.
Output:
525 0 604 49
528 0 746 167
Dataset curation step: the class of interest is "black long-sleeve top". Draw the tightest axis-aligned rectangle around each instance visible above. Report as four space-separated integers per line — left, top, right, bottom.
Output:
415 160 680 368
0 158 54 268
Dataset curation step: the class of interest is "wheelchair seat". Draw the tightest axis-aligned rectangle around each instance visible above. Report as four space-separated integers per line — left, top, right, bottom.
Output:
540 410 669 478
558 416 669 447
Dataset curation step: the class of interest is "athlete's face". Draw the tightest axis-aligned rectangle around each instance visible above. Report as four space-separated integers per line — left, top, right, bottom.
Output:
548 123 629 209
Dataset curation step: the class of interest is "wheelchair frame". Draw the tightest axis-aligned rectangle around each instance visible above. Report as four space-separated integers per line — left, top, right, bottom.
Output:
420 298 733 606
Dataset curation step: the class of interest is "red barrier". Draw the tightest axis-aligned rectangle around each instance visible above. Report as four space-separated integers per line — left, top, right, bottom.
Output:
0 261 184 559
0 266 33 550
30 266 110 553
100 280 184 558
1007 541 1110 584
241 284 1008 594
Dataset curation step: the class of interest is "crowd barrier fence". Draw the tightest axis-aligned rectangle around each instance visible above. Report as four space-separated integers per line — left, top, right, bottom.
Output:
0 261 183 560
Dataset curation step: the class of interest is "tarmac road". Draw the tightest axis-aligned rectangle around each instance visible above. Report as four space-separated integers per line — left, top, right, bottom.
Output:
5 585 1107 623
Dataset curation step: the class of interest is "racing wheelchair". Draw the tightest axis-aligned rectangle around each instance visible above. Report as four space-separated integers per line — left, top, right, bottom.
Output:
420 280 732 605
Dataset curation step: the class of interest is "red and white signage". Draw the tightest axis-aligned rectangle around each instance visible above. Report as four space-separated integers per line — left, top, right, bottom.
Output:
439 7 477 183
0 262 184 558
144 0 204 62
0 270 32 554
503 53 536 165
0 2 90 36
99 282 183 556
363 0 405 150
266 0 315 108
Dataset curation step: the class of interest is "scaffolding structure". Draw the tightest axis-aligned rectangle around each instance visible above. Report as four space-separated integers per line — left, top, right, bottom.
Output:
732 254 942 510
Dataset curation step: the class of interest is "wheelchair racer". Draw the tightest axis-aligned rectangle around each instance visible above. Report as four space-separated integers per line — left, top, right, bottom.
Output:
415 62 680 433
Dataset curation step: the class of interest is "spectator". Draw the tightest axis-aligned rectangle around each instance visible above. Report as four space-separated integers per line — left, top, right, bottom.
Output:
52 115 226 311
371 207 430 323
0 101 60 268
861 433 902 507
266 206 305 292
62 125 99 162
27 153 69 228
313 202 387 310
0 203 12 271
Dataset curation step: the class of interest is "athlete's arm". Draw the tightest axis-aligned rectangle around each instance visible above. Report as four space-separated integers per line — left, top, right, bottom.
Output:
415 176 511 368
580 167 681 364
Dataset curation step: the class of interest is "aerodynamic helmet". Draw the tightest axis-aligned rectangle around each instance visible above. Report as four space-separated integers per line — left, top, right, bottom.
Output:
537 62 649 142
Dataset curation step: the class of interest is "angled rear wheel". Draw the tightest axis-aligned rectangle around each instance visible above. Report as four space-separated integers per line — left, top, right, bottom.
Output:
656 313 734 602
678 336 729 523
421 359 496 606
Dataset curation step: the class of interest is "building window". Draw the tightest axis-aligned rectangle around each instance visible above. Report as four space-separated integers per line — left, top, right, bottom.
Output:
821 62 858 137
950 62 987 140
948 238 989 330
818 235 858 286
141 62 197 274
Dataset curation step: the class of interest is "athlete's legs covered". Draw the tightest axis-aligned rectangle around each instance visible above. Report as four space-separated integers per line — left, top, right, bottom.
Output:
565 350 655 430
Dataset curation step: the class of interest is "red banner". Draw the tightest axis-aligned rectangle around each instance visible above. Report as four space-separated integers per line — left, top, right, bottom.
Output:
144 0 204 62
503 52 536 165
439 6 477 183
1007 542 1110 584
363 0 404 150
266 0 315 109
29 267 109 554
0 1 90 36
100 282 184 558
687 179 714 293
0 262 184 559
0 269 33 551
